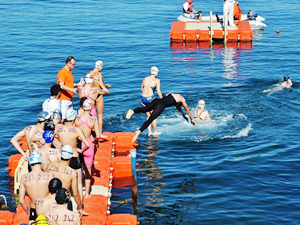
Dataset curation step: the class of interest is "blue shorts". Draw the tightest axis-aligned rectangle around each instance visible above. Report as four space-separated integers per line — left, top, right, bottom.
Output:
141 95 154 105
190 13 200 19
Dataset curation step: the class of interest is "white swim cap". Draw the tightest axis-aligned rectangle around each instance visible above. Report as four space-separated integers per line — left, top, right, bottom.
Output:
61 145 73 160
83 99 93 111
29 152 42 165
85 73 94 84
150 66 159 75
95 60 103 69
66 108 76 121
38 111 50 122
52 109 62 119
198 100 205 108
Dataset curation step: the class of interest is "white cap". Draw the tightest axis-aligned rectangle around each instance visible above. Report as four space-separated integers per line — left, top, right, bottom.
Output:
83 99 93 111
38 111 50 122
29 152 42 165
95 60 103 69
61 145 73 160
150 66 159 75
198 100 205 108
85 73 94 84
66 108 76 121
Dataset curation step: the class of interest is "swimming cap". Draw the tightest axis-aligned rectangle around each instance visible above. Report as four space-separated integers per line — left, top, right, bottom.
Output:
85 73 94 84
150 66 159 75
66 108 76 121
198 100 205 108
95 60 103 69
36 214 48 225
83 99 93 111
80 97 88 108
55 188 71 205
43 130 54 144
38 111 50 122
44 119 55 131
29 152 42 165
61 145 73 160
52 109 62 119
49 178 62 194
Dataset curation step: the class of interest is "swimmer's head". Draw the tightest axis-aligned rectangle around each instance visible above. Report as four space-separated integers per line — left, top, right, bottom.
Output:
95 60 103 69
43 130 54 144
29 152 42 165
80 97 88 108
44 119 55 131
36 214 48 225
283 76 290 81
83 99 93 111
198 100 205 108
150 66 159 76
49 178 62 194
66 108 77 121
61 145 73 160
38 111 50 122
85 73 94 84
52 109 62 119
55 188 71 205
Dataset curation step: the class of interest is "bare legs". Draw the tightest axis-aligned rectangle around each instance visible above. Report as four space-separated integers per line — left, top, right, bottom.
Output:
84 165 92 199
96 95 107 138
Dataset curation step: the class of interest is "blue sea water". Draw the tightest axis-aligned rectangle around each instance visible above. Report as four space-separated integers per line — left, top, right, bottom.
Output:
1 0 300 224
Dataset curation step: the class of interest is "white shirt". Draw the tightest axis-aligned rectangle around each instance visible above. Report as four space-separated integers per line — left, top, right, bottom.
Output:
42 97 60 116
183 2 191 12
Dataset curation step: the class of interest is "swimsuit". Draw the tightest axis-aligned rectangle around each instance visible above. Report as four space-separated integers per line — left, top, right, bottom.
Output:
141 85 156 105
195 110 203 120
29 208 37 221
78 115 94 167
134 93 177 133
82 87 97 117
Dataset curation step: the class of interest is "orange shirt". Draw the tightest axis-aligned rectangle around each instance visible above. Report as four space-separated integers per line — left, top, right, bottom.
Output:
57 67 74 100
234 5 242 21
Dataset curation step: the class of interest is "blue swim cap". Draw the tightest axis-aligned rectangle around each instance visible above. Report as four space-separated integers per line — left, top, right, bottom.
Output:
29 152 42 165
43 130 54 144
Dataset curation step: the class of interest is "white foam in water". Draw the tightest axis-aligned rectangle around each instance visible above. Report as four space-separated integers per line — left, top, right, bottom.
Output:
222 123 252 139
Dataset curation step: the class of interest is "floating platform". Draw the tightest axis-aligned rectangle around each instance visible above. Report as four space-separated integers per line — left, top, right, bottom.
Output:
170 21 253 43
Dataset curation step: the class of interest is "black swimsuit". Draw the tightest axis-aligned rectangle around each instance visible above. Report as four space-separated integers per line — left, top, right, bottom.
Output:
133 93 177 133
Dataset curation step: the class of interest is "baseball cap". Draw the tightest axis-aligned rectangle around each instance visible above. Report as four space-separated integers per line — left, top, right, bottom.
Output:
38 111 50 122
66 108 76 121
61 145 73 160
95 60 103 69
85 73 94 84
55 188 71 204
43 130 54 144
29 152 42 165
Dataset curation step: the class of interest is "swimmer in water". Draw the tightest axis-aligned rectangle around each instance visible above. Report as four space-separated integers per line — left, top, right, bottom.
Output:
263 76 293 93
194 100 212 121
126 93 195 142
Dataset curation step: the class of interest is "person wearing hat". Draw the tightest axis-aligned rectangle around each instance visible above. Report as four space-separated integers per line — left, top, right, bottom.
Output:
42 84 61 117
57 56 76 120
46 145 83 216
194 100 212 121
35 178 62 216
54 108 90 213
140 66 163 136
75 98 100 199
10 111 51 161
19 152 54 224
263 76 293 93
38 130 61 171
45 188 80 224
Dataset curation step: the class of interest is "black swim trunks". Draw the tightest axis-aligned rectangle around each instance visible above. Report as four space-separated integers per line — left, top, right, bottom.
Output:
29 208 37 221
69 157 81 170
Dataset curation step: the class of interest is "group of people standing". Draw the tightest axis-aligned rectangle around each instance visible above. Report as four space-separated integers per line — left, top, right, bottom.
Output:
10 56 111 224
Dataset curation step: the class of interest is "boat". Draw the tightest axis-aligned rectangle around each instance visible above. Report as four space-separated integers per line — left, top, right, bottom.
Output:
177 10 267 30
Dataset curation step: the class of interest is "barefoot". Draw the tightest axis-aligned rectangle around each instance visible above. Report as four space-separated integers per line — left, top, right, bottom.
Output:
132 130 141 142
153 131 162 136
126 109 134 120
85 194 91 199
82 210 89 216
147 132 153 136
100 134 108 139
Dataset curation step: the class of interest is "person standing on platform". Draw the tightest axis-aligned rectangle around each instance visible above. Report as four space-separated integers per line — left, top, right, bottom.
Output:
223 0 236 26
57 56 76 120
42 84 61 117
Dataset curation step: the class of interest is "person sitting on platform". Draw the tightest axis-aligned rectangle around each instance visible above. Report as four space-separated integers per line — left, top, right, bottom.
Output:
183 0 202 19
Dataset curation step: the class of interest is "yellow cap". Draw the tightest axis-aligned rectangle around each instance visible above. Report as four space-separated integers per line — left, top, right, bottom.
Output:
36 214 48 224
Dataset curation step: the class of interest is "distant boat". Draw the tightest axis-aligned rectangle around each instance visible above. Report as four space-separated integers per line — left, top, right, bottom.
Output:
177 10 267 30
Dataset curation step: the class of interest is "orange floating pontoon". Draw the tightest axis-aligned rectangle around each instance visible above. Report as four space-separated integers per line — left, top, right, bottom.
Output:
4 131 140 225
170 21 253 42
